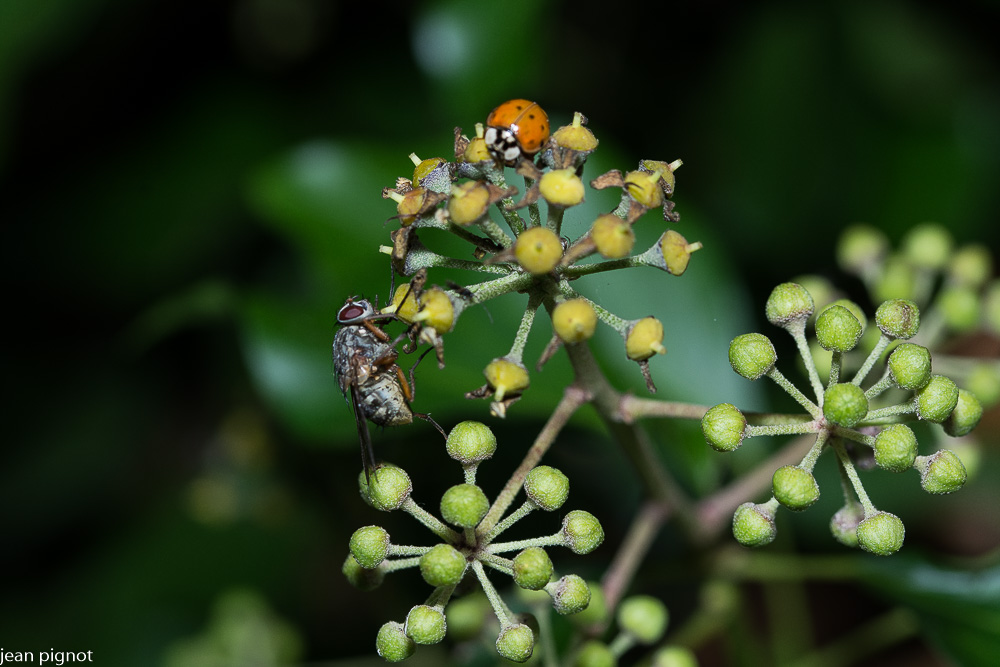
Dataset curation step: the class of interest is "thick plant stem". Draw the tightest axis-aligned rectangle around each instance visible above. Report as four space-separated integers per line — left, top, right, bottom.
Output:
562 341 695 535
476 385 590 538
600 499 670 615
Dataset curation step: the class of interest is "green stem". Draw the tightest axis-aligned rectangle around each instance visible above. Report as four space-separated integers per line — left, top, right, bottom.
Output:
477 385 590 537
485 533 564 555
864 369 895 400
471 560 512 627
379 556 423 573
851 334 890 386
478 552 514 576
618 395 712 422
798 430 829 472
387 544 434 557
401 498 460 543
485 169 526 236
562 257 643 279
767 368 822 419
828 350 842 387
864 402 916 421
507 292 542 363
832 440 876 515
745 421 821 438
789 320 825 404
484 500 536 543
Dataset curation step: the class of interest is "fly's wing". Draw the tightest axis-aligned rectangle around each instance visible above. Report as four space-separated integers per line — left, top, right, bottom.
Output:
349 379 379 484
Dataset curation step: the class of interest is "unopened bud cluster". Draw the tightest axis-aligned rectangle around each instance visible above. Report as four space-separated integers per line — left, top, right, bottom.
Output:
832 222 1000 409
380 103 698 415
703 281 982 555
346 421 603 662
570 594 686 666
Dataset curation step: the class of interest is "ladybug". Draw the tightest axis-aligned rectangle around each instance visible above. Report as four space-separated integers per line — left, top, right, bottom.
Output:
484 99 550 166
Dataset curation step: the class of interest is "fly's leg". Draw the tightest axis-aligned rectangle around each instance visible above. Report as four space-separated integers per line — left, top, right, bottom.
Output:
406 347 435 400
415 411 447 439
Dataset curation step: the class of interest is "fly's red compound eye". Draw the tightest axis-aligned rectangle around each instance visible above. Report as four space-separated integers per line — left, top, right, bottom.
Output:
338 299 374 324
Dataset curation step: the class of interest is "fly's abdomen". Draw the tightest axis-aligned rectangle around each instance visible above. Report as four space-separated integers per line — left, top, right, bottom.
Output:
361 374 413 426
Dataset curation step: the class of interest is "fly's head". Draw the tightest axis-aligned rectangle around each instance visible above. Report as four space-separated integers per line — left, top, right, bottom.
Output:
337 298 377 326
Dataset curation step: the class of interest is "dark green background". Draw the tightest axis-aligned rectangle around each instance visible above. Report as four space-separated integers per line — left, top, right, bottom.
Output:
2 0 998 665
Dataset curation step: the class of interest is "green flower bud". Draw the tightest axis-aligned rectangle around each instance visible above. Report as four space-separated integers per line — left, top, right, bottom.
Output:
349 525 390 569
440 483 489 528
772 465 820 511
948 244 993 288
702 403 747 452
967 364 1000 407
496 623 534 663
524 465 570 511
562 510 605 554
513 547 554 590
830 503 865 548
376 621 415 662
938 286 981 333
549 574 591 615
837 224 888 275
728 333 777 380
732 502 776 547
887 343 932 390
342 554 384 591
915 375 959 423
445 421 497 464
359 464 412 511
445 593 490 641
815 305 863 352
419 544 467 587
916 450 967 494
766 282 815 327
875 299 921 340
873 424 918 472
573 640 616 667
652 646 698 667
873 255 917 303
823 383 869 428
405 605 447 645
625 316 667 361
617 595 668 644
570 581 608 627
857 511 905 556
827 299 869 332
944 389 983 437
902 222 953 270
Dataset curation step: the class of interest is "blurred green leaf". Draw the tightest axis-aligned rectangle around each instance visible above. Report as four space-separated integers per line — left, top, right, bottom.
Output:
860 554 1000 666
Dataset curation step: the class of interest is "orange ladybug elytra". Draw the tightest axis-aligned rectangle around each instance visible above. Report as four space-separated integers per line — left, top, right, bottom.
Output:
484 99 550 166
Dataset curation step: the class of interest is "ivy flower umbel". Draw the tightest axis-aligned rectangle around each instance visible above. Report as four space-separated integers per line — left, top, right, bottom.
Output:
346 421 603 663
702 282 980 556
379 102 699 413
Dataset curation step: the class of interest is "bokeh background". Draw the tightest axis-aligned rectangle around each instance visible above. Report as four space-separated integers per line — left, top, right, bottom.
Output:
2 0 998 665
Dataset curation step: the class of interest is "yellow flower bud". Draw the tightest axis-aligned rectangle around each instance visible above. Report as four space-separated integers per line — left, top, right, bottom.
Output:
553 299 598 344
412 155 447 183
463 137 492 163
484 358 530 402
515 227 563 274
538 168 585 207
660 230 701 275
552 112 599 151
413 287 455 333
626 317 666 361
639 159 679 196
590 214 635 259
387 283 420 323
624 170 664 209
396 187 431 226
448 181 492 226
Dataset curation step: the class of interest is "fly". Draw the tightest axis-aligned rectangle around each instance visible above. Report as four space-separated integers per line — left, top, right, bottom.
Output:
332 294 443 481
